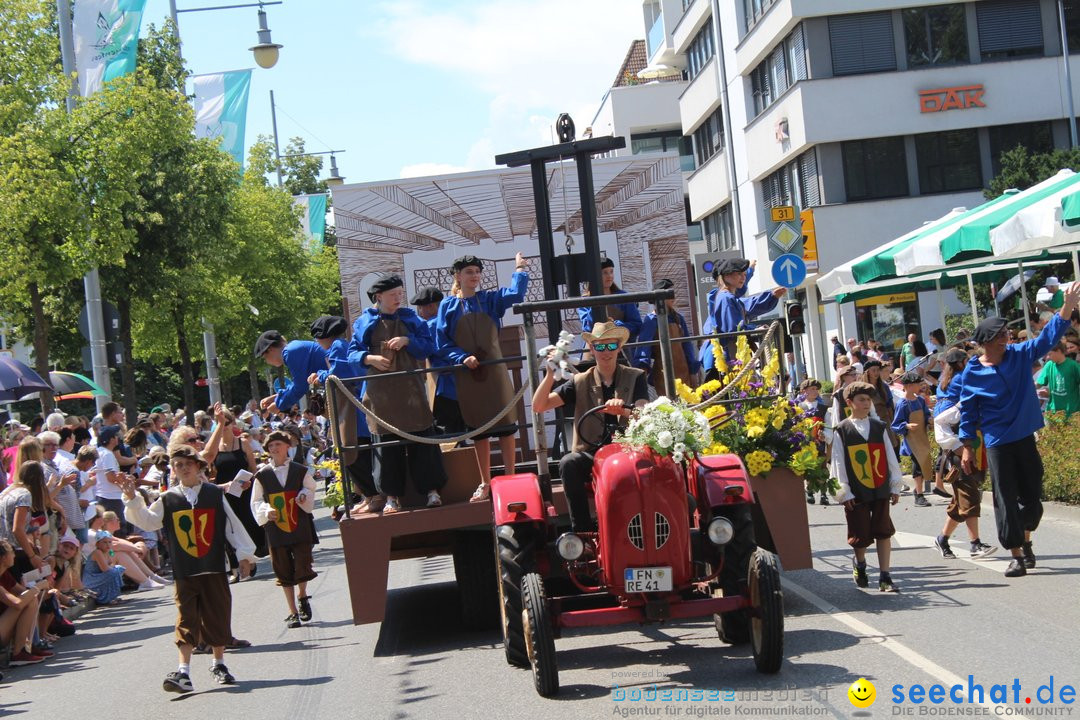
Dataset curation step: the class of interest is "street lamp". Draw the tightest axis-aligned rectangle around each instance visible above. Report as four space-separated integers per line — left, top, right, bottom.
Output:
280 149 347 187
170 1 284 68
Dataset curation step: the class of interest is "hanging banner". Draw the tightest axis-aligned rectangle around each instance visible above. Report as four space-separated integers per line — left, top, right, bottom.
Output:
73 0 149 96
295 193 328 246
192 70 252 168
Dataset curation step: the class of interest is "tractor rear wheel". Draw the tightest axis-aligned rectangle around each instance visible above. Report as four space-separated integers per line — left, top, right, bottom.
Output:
453 530 499 630
495 523 536 667
749 548 784 673
521 572 559 697
714 504 756 645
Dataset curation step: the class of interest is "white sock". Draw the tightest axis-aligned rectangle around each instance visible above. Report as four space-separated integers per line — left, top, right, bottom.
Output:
211 658 225 669
178 663 190 675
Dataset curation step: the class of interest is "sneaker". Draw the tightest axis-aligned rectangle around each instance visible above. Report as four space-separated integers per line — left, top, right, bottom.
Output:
285 613 301 629
969 541 996 559
852 558 869 588
49 617 76 637
899 483 911 495
366 494 387 513
819 494 830 506
210 663 236 685
934 535 956 559
879 573 899 593
1005 558 1027 577
298 596 312 622
30 645 54 657
382 496 401 514
806 492 816 505
163 671 193 693
1022 541 1036 569
426 490 442 508
9 650 46 666
150 574 172 585
469 482 491 503
138 579 164 590
914 494 930 507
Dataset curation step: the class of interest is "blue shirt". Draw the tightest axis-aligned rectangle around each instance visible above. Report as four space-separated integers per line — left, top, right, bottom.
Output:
426 316 457 401
933 376 962 418
959 313 1069 447
891 395 929 457
275 340 328 412
318 337 369 438
634 310 701 377
435 271 528 365
577 288 642 341
348 307 436 366
701 265 753 335
701 288 779 369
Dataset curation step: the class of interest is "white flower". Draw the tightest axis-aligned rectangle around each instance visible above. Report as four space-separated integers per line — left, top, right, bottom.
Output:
657 430 674 448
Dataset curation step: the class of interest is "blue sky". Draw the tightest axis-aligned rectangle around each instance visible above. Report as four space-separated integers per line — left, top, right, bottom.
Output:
144 0 642 183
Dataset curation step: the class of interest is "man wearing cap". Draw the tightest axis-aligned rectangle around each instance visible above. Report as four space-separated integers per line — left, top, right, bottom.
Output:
633 278 700 396
122 445 255 693
701 257 785 376
350 274 447 513
255 330 328 415
307 315 381 515
436 253 529 500
532 322 648 532
577 256 643 343
1037 277 1064 312
959 282 1080 577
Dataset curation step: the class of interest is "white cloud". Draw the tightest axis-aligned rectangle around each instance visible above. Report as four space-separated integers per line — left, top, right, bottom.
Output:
372 0 642 173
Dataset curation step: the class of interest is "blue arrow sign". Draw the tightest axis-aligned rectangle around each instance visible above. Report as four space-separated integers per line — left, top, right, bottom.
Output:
771 253 806 289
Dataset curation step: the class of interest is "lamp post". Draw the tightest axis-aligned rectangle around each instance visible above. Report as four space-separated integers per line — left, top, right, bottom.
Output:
270 94 346 187
168 0 284 405
280 149 347 187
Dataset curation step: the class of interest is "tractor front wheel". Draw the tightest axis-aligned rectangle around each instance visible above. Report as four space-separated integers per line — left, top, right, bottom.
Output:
749 548 784 673
495 523 536 667
714 504 756 645
521 572 559 697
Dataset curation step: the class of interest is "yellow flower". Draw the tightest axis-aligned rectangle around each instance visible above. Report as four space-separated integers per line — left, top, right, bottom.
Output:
675 378 697 404
704 442 730 455
744 450 774 476
771 415 785 430
746 425 765 439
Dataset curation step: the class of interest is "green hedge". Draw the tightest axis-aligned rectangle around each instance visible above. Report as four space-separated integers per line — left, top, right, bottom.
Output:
1040 412 1080 504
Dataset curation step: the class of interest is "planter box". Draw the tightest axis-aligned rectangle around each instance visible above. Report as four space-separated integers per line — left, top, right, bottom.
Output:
748 466 813 571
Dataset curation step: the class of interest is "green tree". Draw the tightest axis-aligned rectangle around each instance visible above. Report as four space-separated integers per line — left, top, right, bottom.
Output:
281 136 326 195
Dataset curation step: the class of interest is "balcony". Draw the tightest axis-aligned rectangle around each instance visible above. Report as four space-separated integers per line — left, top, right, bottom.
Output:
647 14 665 58
678 56 721 134
686 152 731 221
672 0 710 56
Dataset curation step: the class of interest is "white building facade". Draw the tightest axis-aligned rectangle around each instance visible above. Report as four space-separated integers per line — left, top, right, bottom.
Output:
641 0 1080 378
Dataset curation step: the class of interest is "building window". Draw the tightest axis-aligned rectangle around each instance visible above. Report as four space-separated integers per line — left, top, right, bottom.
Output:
842 137 909 201
687 23 715 80
978 0 1043 60
829 12 897 76
988 122 1054 175
702 205 737 252
903 4 968 67
750 25 807 116
691 107 725 167
632 130 696 172
761 149 821 211
1064 0 1080 53
916 129 982 194
744 0 779 33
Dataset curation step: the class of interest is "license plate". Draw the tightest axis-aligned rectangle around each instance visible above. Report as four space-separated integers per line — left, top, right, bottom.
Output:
624 567 672 593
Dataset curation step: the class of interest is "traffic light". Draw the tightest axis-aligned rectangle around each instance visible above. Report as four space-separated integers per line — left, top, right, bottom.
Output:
785 302 806 336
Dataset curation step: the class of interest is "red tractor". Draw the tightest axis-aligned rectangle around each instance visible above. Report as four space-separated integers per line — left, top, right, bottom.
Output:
490 403 785 697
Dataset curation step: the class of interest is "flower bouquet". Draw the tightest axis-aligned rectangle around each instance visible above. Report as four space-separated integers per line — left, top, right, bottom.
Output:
615 396 712 464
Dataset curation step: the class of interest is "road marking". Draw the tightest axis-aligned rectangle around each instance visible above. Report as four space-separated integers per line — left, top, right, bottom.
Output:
782 576 1000 712
892 530 1013 574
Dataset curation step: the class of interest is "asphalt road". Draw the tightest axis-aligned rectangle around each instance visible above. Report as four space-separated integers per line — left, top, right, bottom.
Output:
4 484 1080 720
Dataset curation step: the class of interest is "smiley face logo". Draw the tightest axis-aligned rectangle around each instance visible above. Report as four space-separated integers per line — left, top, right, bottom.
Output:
848 678 876 708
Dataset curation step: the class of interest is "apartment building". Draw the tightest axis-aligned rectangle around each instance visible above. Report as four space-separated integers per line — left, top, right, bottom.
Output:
641 0 1080 377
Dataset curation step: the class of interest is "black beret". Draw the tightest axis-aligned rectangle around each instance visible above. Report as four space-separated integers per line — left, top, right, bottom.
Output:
451 255 483 273
653 278 674 290
600 257 615 269
712 258 750 280
254 330 285 357
899 371 924 385
367 274 404 302
862 358 883 371
310 315 347 339
972 316 1008 345
410 287 444 306
944 347 968 365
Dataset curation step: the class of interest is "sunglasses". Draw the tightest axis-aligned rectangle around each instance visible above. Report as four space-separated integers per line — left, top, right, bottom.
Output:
592 342 620 352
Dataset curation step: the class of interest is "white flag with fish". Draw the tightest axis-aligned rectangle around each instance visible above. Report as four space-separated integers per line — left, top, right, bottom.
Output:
73 0 148 96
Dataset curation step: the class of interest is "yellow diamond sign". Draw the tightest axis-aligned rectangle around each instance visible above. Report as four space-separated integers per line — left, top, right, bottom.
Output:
769 222 801 253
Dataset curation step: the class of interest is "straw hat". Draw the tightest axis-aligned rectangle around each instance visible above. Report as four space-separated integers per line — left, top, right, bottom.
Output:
582 321 630 347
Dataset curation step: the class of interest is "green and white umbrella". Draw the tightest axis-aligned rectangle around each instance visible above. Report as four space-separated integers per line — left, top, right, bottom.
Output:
894 169 1080 276
989 180 1080 259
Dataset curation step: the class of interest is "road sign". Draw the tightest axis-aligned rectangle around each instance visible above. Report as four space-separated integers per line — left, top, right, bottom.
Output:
78 302 120 343
770 206 796 223
769 222 802 254
772 253 807 289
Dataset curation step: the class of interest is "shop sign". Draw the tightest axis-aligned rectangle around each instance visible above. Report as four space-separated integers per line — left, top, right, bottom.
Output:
919 84 985 113
854 292 917 308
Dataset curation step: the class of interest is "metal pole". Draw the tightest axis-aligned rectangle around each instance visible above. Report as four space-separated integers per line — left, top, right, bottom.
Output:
967 270 978 329
1018 261 1033 336
522 313 552 503
710 0 743 249
270 89 284 187
168 0 183 58
575 149 607 323
935 278 948 341
1073 248 1080 282
529 158 560 343
1060 0 1079 148
201 319 221 404
656 302 677 399
58 0 113 411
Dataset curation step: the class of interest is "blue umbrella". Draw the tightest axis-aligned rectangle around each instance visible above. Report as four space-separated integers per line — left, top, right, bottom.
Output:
0 356 53 402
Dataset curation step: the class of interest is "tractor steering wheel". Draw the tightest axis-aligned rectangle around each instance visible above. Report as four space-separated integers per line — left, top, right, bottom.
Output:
575 404 624 453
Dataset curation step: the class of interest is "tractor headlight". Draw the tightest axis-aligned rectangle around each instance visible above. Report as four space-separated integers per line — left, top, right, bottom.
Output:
707 517 735 546
556 532 585 560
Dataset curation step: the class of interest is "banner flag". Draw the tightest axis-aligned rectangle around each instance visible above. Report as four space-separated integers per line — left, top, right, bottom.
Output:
295 194 328 247
73 0 149 96
192 70 252 168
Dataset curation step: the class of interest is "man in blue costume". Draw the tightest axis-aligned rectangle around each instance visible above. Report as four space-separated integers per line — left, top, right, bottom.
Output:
959 282 1080 577
701 258 785 377
256 330 328 415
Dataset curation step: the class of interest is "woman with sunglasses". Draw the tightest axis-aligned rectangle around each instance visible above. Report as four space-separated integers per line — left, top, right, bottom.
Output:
531 322 648 533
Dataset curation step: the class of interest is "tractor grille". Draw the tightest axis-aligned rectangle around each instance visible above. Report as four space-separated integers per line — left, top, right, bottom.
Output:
627 514 644 550
655 513 670 549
